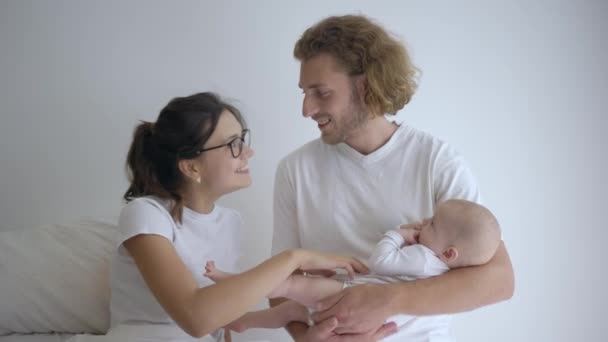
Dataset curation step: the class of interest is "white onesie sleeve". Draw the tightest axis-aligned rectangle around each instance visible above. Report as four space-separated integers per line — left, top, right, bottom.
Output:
368 230 449 279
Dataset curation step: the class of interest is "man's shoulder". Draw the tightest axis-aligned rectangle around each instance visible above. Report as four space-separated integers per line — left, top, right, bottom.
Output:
279 138 327 165
399 124 446 148
396 125 461 160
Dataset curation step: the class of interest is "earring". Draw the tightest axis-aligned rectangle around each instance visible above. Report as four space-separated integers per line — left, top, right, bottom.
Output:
196 177 201 184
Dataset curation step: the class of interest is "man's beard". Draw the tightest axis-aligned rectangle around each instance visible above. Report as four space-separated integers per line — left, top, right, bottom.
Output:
322 90 368 145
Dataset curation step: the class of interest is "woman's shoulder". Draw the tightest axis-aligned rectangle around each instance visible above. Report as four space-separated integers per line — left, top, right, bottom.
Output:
119 196 174 225
281 138 326 162
213 205 244 223
117 196 176 242
122 196 169 213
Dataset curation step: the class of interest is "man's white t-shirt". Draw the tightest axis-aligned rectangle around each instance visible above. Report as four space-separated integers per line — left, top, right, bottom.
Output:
109 196 243 341
272 124 481 341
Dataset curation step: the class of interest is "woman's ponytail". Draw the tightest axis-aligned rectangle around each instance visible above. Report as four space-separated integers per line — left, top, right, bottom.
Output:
124 121 161 201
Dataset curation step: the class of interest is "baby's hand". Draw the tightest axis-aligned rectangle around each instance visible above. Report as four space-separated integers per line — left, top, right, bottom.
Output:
203 260 232 283
398 222 421 245
204 260 217 275
203 260 221 281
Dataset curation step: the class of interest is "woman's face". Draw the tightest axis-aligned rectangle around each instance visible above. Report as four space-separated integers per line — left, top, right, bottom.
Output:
196 110 253 196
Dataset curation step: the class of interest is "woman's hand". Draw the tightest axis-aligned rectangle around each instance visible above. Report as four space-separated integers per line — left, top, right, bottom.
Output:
293 249 369 278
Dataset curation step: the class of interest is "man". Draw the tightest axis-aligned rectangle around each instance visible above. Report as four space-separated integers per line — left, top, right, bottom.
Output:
271 15 514 341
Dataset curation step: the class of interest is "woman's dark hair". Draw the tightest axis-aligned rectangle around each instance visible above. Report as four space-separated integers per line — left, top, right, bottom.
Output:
124 92 246 222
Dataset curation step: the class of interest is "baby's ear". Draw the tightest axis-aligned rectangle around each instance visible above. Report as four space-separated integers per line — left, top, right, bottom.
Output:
442 247 459 263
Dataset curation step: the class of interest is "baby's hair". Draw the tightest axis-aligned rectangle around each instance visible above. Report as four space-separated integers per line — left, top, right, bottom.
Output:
439 199 501 267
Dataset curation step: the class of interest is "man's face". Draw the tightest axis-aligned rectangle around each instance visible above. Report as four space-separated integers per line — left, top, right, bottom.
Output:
298 53 368 145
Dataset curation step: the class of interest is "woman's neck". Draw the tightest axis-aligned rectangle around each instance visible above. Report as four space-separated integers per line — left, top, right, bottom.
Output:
181 187 217 214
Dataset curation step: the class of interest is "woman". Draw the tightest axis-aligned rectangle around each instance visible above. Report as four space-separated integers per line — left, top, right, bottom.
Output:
75 92 366 342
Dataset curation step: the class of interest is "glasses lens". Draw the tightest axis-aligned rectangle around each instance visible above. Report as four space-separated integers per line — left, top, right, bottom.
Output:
244 130 250 147
229 130 250 158
230 138 242 158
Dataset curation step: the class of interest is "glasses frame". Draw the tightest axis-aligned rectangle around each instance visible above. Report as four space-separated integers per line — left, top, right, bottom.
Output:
195 129 250 158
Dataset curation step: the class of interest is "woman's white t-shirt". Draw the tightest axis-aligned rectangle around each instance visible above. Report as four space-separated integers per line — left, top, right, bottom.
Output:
109 196 243 340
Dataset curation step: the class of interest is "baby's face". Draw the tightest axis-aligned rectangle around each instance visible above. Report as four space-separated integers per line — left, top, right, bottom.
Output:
418 216 447 256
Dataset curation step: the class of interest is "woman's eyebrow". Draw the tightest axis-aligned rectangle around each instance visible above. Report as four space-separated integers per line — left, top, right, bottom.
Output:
222 133 241 142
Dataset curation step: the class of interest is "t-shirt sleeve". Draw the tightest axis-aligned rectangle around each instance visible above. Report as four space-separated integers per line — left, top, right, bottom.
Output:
117 198 175 250
433 143 482 205
272 158 301 256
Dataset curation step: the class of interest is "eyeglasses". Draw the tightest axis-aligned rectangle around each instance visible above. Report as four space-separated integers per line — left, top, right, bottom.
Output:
195 129 250 158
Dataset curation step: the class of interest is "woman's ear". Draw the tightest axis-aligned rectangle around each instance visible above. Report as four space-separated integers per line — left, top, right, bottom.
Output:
442 246 459 263
178 159 202 184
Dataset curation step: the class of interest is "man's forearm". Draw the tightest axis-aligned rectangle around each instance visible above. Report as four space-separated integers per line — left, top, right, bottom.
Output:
389 241 514 315
269 298 307 341
284 321 309 341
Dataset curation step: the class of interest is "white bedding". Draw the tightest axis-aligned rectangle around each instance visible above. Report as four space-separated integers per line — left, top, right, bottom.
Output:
65 324 218 342
0 221 116 336
0 334 73 342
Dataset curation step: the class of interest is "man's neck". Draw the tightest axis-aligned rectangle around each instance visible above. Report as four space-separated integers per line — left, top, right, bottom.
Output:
344 116 398 155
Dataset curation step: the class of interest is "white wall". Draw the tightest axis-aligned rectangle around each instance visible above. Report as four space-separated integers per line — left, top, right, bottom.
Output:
1 0 606 341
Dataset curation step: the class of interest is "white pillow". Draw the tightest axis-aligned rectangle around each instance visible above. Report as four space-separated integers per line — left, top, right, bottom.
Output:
0 220 117 335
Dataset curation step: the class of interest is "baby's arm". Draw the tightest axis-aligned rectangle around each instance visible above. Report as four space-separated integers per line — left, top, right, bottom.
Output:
205 261 344 307
368 230 431 277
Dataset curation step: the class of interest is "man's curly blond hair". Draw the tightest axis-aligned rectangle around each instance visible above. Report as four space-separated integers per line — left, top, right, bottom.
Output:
294 15 419 117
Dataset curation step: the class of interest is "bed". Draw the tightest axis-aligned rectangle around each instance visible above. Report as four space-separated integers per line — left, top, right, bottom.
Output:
0 220 276 342
0 334 74 342
0 220 116 341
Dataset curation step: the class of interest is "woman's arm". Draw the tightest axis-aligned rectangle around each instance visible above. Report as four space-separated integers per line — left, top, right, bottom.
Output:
124 235 366 338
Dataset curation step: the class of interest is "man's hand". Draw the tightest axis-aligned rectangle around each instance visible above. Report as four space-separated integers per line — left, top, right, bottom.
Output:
311 284 395 335
298 317 397 342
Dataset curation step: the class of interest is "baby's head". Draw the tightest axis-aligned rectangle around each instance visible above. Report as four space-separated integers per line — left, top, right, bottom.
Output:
418 199 501 268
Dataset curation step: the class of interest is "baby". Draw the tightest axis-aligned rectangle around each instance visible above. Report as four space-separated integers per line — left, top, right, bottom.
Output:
205 199 501 337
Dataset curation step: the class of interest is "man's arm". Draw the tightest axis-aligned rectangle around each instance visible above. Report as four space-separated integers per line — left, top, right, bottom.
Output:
270 297 397 342
269 298 310 339
393 241 514 314
313 241 514 334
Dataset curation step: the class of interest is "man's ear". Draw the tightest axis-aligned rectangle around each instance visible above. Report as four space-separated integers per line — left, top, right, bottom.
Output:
442 246 459 263
178 159 202 184
354 74 367 99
